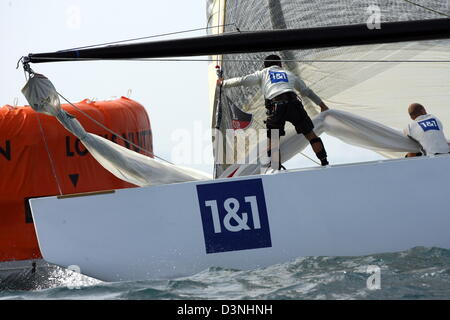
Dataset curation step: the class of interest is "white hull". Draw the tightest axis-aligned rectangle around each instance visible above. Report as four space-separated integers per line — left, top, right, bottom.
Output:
30 155 450 282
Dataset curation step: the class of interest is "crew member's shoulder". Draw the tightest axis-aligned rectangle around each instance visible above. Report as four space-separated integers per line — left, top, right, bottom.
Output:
414 114 428 122
262 66 279 72
416 114 442 122
428 114 444 125
277 68 298 78
264 66 286 72
251 68 267 76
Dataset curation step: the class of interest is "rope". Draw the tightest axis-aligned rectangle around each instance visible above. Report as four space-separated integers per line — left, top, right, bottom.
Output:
400 0 450 18
36 114 63 195
56 92 174 165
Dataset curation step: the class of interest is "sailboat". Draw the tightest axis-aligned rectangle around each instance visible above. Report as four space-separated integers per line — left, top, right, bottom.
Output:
18 0 450 281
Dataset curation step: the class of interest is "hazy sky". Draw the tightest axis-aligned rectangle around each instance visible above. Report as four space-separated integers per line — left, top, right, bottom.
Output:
0 0 382 174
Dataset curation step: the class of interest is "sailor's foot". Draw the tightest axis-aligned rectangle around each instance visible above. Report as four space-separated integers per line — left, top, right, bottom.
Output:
320 158 329 166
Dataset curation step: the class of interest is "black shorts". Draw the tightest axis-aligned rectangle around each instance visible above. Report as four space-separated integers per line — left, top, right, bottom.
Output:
266 98 314 138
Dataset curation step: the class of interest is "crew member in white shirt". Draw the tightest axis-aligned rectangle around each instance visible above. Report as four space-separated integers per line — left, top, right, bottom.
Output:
404 103 450 157
218 55 330 168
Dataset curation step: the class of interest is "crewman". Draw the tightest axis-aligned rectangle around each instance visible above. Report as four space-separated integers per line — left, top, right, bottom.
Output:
218 54 330 168
404 103 450 157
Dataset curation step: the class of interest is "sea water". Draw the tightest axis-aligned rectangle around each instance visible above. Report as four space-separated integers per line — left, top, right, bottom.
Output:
0 246 449 300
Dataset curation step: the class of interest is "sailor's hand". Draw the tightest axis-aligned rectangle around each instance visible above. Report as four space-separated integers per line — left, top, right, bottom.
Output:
217 78 224 86
319 102 329 112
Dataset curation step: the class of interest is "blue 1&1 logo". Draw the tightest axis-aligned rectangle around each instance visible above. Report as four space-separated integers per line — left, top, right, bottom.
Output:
418 118 440 132
269 71 289 84
196 179 272 254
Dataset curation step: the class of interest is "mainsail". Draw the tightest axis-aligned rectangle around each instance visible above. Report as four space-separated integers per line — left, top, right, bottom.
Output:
207 0 450 177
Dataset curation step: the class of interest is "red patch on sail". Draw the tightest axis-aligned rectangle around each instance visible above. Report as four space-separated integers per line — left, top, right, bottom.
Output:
232 120 251 130
227 168 239 178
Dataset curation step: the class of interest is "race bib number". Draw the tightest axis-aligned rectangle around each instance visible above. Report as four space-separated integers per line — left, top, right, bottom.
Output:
418 118 440 132
196 179 272 254
269 71 288 84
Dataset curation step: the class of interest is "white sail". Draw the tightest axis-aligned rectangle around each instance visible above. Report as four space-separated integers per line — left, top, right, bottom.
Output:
22 74 210 187
219 109 426 178
207 0 450 177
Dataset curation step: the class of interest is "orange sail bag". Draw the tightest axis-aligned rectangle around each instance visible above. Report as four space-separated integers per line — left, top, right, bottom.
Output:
0 97 152 262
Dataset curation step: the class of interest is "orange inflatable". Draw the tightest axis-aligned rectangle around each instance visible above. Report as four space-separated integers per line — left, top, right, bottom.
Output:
0 97 152 262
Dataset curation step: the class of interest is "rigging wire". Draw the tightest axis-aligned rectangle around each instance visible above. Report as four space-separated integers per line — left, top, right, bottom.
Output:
36 114 64 196
263 150 321 171
399 0 450 19
56 91 174 165
298 152 321 166
19 64 66 193
216 0 222 67
56 23 241 52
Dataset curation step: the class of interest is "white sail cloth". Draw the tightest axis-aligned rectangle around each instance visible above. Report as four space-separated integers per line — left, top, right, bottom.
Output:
22 74 210 187
21 74 62 116
207 0 450 178
20 72 444 184
219 109 425 178
54 110 211 186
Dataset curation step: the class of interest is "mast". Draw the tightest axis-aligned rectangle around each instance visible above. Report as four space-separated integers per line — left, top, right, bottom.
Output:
27 18 450 63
